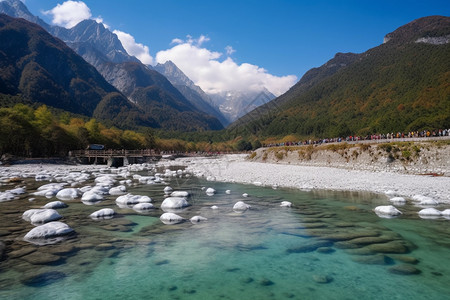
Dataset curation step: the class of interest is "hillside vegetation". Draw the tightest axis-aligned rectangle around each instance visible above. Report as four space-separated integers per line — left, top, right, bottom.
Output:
228 16 450 140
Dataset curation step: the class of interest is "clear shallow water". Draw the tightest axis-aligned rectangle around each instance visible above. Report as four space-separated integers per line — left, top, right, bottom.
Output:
0 168 449 300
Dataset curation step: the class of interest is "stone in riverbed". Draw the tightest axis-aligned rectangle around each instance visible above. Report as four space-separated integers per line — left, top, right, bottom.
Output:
8 247 37 259
160 213 184 225
233 201 251 212
43 201 68 209
367 241 409 254
21 271 66 287
313 274 333 284
316 247 335 254
374 205 402 218
388 264 421 275
161 197 190 211
259 278 274 286
286 240 333 253
22 209 62 224
352 254 393 265
56 188 81 200
21 251 64 265
24 221 74 240
90 208 115 219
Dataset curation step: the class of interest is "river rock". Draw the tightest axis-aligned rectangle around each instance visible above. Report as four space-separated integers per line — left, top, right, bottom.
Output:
161 197 189 211
90 208 115 219
205 188 216 195
352 254 393 265
388 264 421 275
286 240 333 253
418 208 441 217
109 185 127 195
170 191 190 198
43 201 68 209
190 216 207 223
313 274 333 284
133 203 155 211
56 188 81 200
24 221 74 240
233 201 251 211
22 209 62 224
367 241 409 254
374 205 402 217
21 251 64 265
280 201 292 207
21 271 66 287
81 191 104 202
116 193 152 205
160 213 184 225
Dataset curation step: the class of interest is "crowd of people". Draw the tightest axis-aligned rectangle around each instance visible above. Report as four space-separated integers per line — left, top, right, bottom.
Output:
262 128 450 148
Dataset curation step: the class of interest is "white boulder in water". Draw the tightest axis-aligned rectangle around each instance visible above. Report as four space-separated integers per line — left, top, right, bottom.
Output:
170 191 190 198
418 208 442 218
56 188 81 200
164 186 173 194
442 209 450 216
389 197 406 204
24 221 74 239
206 188 216 195
412 195 438 206
133 203 155 211
81 191 104 202
233 201 251 211
211 205 219 210
242 193 249 198
22 209 62 224
116 194 152 205
43 201 68 209
6 187 26 195
280 201 292 207
374 205 402 217
190 216 207 223
0 192 16 202
161 197 190 211
90 208 115 219
225 190 231 195
109 185 127 195
160 213 184 225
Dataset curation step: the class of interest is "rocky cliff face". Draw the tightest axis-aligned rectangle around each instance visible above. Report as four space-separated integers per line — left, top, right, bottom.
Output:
154 60 228 125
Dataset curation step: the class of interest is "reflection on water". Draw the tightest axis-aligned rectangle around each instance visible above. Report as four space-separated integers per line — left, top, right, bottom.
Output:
0 167 449 300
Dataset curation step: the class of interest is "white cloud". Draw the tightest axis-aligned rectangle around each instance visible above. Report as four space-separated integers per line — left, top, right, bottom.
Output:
44 1 92 28
156 36 297 96
113 30 154 65
225 45 236 56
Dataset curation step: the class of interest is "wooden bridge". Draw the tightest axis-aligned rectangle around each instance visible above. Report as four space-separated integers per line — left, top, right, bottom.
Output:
69 149 163 167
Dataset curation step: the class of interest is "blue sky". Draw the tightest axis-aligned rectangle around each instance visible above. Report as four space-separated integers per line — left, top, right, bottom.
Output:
24 0 450 94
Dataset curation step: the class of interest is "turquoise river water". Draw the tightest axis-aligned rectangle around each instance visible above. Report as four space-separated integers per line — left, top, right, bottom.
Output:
0 167 449 300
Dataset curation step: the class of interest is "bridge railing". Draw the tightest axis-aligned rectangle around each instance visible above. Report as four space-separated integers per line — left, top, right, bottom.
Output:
70 149 158 158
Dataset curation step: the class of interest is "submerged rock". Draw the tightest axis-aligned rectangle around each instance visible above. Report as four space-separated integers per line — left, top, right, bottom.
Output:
388 264 421 275
313 274 333 284
286 240 333 253
22 271 66 287
116 193 152 205
190 216 207 223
